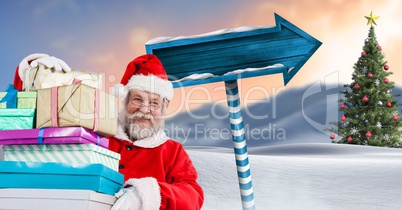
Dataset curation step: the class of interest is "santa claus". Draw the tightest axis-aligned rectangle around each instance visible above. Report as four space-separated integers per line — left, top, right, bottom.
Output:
14 53 204 210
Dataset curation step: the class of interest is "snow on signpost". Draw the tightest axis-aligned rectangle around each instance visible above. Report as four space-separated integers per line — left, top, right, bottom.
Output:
146 13 322 210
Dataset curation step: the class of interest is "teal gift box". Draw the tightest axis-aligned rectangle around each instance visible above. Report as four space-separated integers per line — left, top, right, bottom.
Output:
0 161 123 196
0 91 37 109
0 108 35 130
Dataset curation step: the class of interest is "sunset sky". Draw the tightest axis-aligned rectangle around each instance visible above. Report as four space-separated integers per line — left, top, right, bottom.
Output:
1 0 401 116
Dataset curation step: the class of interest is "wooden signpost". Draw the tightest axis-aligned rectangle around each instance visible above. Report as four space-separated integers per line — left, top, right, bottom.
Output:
146 13 322 210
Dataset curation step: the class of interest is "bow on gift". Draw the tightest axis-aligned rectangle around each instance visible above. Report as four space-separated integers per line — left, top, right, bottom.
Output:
0 84 18 108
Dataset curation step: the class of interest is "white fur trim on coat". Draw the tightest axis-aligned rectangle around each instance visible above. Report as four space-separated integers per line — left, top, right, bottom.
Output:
115 122 169 148
125 74 173 100
125 177 161 210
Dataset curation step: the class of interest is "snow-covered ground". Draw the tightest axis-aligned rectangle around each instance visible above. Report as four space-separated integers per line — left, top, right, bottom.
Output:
187 143 402 210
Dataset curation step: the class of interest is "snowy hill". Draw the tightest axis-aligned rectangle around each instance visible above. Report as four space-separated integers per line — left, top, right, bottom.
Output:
188 143 402 210
166 84 402 149
0 84 401 209
170 84 402 209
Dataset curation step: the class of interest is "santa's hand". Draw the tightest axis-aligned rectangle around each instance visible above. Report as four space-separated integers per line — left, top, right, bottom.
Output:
111 187 142 210
30 56 71 72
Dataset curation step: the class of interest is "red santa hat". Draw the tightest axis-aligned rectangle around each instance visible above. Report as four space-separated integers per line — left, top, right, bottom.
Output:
13 53 49 91
114 54 173 100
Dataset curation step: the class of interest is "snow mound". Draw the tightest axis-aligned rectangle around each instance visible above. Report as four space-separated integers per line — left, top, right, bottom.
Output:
187 143 402 210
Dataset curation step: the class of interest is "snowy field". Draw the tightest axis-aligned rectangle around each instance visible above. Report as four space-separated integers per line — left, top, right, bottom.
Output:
187 143 402 210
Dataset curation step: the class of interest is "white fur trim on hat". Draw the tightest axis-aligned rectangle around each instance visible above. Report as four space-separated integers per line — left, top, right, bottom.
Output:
125 177 161 210
125 74 173 100
18 53 49 79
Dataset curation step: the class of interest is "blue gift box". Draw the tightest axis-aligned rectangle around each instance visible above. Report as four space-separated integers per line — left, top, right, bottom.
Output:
0 161 123 196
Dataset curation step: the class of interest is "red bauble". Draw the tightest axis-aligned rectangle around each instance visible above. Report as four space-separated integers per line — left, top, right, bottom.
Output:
394 115 399 121
341 115 347 121
384 78 389 84
347 136 353 142
366 131 372 138
330 134 335 139
386 102 392 108
361 51 366 56
377 45 382 51
354 83 361 90
340 103 345 109
384 65 389 70
367 72 373 78
363 96 369 102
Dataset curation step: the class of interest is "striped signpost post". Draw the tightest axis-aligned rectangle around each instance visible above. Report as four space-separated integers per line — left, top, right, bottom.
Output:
225 80 255 209
146 13 321 209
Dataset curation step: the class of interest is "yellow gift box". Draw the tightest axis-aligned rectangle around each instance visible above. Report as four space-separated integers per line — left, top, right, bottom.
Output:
36 83 117 136
23 66 102 91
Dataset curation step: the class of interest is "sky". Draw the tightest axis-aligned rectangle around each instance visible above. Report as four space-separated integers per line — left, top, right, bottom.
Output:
1 0 402 115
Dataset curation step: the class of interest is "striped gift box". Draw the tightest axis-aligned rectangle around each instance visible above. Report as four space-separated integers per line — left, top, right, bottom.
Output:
3 144 120 171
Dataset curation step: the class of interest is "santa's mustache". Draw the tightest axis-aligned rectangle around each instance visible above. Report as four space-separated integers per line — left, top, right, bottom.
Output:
125 111 152 120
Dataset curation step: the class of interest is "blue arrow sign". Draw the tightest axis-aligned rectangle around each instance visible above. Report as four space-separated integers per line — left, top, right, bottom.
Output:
146 13 322 88
146 13 322 210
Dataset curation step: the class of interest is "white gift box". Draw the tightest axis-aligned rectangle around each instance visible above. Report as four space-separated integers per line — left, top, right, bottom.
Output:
0 189 116 210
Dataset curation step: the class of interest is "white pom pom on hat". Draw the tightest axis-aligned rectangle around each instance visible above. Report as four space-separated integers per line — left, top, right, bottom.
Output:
113 54 173 100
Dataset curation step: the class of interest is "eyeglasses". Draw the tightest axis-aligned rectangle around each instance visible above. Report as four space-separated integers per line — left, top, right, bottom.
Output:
129 96 163 110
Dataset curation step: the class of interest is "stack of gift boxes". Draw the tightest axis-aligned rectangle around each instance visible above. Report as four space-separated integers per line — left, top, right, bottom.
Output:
0 79 122 210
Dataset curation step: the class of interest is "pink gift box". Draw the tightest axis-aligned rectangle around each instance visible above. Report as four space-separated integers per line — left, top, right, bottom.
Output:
0 127 108 148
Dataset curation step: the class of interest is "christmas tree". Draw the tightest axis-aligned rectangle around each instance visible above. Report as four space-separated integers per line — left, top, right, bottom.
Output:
327 12 402 147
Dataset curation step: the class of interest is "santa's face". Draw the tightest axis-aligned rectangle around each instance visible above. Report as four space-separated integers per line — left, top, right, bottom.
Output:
123 89 166 140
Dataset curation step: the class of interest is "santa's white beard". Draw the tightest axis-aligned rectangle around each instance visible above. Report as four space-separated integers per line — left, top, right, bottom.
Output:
120 110 165 141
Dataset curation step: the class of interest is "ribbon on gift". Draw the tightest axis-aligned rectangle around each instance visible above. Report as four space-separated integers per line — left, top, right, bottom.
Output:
50 83 100 132
36 127 101 145
0 84 18 108
37 127 46 144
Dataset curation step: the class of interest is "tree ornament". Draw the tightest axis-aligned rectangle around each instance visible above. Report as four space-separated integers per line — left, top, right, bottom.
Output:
376 122 382 128
367 72 373 78
330 134 335 139
375 79 380 86
377 101 383 106
347 136 353 142
384 78 389 84
393 115 399 121
361 51 366 56
351 127 358 134
363 96 369 102
365 11 380 26
352 72 356 77
385 134 390 140
386 101 392 108
355 115 359 119
362 66 368 74
384 65 389 70
354 83 361 90
377 45 382 51
366 131 372 138
341 115 347 121
365 38 369 44
340 103 345 109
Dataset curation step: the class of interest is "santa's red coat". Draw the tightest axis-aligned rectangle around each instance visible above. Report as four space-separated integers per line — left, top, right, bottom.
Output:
108 129 204 210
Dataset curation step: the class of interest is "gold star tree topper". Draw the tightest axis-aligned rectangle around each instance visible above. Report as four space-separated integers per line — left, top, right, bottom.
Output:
365 11 380 26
